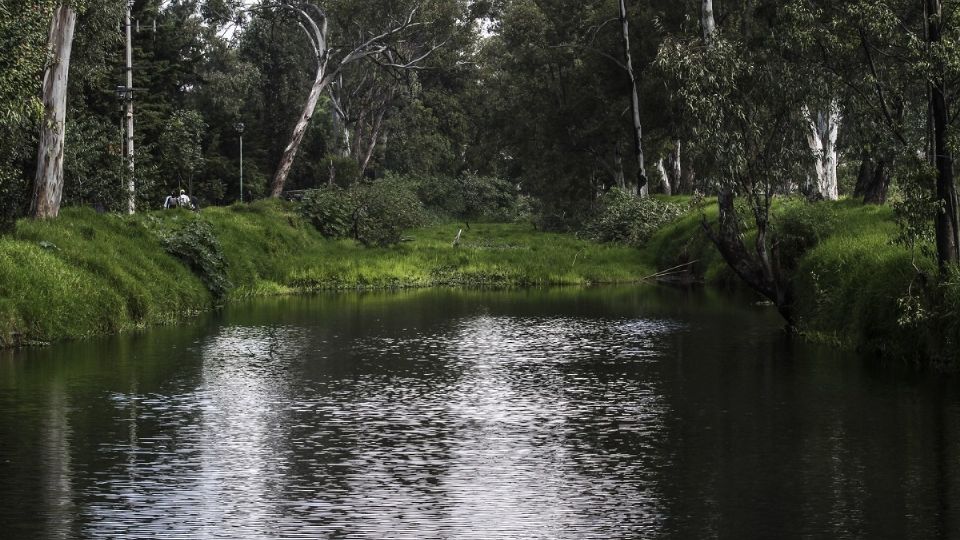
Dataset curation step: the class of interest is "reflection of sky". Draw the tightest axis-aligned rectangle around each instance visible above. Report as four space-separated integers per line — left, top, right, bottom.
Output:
75 314 677 538
82 326 304 538
438 316 672 539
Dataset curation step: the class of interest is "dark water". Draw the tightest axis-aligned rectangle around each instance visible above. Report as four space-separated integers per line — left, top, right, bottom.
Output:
1 286 958 539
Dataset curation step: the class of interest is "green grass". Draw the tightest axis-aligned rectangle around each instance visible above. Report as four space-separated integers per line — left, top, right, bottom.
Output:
0 208 209 345
3 196 956 362
645 196 953 359
0 200 653 346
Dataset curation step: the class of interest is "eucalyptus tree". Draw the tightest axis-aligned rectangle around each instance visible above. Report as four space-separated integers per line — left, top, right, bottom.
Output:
798 0 960 271
657 1 814 323
262 0 456 197
31 2 80 218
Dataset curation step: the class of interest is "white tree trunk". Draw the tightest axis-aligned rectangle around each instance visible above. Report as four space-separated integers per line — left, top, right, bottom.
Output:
803 102 841 201
666 140 681 194
657 159 672 196
31 6 76 219
702 0 716 43
271 65 330 197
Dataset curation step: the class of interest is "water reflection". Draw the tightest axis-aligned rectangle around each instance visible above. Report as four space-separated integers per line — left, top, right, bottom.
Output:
0 287 958 539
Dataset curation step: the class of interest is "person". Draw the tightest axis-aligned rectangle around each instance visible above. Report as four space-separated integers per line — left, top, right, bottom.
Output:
163 190 179 209
177 189 196 210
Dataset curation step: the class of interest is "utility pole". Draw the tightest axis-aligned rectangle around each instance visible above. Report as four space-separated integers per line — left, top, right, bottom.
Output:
124 0 135 214
235 123 245 203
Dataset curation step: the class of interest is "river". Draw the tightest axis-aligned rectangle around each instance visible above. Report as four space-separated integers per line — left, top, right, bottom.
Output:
0 286 957 539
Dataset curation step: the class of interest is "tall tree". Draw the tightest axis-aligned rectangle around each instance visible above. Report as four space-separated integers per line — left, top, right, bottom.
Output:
926 0 960 269
30 4 77 218
618 0 647 197
268 1 448 197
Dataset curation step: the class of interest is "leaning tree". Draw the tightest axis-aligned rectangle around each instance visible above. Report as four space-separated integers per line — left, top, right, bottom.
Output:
265 0 450 197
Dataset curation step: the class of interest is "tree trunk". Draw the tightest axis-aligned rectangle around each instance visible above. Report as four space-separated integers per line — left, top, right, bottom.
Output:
701 0 716 43
657 159 672 196
357 103 389 181
30 6 76 219
803 102 841 201
854 155 890 205
680 152 696 194
666 140 682 194
706 189 793 324
271 65 330 197
618 0 647 197
613 142 626 191
927 0 960 269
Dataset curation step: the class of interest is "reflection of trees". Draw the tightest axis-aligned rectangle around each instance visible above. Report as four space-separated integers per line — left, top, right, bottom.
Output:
42 378 74 540
657 331 960 539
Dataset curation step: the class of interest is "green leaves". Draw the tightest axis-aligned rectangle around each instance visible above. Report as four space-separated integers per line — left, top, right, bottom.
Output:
583 188 685 248
300 179 426 246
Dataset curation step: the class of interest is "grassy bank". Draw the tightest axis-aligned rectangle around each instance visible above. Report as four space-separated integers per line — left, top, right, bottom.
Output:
0 200 653 346
645 198 954 361
3 196 955 362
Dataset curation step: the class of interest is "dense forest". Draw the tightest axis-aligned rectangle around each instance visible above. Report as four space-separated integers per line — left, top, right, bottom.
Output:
3 0 960 357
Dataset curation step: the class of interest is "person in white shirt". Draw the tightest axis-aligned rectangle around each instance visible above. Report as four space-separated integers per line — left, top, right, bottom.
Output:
177 189 193 209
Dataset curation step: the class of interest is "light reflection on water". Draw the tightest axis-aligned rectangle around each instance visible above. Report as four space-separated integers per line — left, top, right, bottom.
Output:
81 315 677 539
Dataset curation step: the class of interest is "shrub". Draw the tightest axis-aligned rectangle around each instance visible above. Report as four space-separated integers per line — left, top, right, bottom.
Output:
299 179 426 247
583 189 686 247
301 186 353 238
771 197 840 272
413 173 522 222
156 214 232 300
323 154 362 187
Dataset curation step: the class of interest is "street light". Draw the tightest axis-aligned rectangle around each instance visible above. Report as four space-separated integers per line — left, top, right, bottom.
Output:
234 122 245 203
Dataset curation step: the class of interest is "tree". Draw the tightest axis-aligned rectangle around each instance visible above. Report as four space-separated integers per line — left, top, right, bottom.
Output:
657 1 814 323
266 0 450 197
617 0 647 197
0 0 56 228
30 3 77 218
802 101 841 201
158 109 206 197
926 0 960 269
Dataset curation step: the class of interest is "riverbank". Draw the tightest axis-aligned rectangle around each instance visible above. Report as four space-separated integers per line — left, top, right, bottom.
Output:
2 197 955 362
644 198 956 362
0 200 653 346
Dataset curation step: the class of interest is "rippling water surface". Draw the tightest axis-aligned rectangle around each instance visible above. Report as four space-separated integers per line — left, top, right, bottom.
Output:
1 287 959 539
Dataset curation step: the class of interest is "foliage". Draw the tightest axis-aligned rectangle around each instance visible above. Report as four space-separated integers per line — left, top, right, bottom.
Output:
300 185 353 238
351 180 427 246
583 188 686 248
155 212 232 300
158 109 207 194
323 154 362 187
413 173 522 222
300 179 426 246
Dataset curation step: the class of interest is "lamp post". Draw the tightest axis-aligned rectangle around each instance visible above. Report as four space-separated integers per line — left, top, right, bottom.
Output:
234 122 245 203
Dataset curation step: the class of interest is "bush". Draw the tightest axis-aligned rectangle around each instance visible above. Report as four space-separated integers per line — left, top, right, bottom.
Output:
300 179 426 247
583 189 686 247
352 179 426 246
301 186 353 238
414 173 522 222
771 197 840 272
156 214 232 300
323 154 362 188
